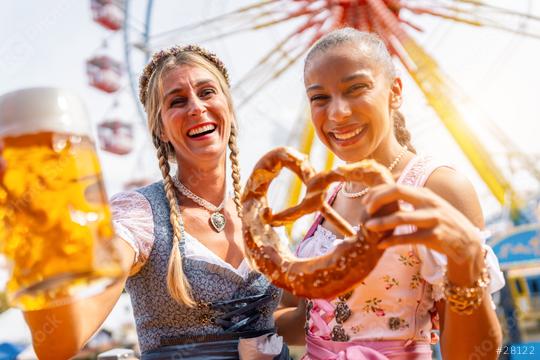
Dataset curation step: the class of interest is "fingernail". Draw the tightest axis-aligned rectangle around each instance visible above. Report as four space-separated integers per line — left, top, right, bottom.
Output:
365 204 374 214
365 219 376 228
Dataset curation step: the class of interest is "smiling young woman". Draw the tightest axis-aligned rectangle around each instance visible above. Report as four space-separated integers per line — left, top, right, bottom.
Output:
288 28 505 359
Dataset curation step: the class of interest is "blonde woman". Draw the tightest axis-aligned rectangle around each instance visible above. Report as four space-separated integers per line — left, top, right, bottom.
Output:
20 45 292 359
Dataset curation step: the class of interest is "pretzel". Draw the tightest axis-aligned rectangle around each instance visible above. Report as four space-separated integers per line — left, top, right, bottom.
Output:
241 147 399 299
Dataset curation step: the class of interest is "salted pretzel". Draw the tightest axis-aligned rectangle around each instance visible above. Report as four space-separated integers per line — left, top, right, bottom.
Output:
241 147 399 299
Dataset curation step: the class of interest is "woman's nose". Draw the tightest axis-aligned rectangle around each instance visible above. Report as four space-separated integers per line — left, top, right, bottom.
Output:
328 97 351 122
188 96 206 117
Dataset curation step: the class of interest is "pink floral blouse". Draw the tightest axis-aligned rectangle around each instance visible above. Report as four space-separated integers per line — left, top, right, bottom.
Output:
296 155 505 344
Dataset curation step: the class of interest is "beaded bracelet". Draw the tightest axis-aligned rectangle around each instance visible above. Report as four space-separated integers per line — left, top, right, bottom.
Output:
442 266 491 315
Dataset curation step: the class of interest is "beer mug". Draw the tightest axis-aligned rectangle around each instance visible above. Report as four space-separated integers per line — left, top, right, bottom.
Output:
0 87 124 311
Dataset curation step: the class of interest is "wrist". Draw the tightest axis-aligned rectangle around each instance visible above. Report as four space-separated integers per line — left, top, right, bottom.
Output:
443 240 491 315
446 241 485 286
443 263 490 316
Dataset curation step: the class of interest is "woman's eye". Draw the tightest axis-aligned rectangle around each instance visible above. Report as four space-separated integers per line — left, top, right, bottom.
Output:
200 88 217 97
310 94 329 103
170 97 186 107
348 84 367 93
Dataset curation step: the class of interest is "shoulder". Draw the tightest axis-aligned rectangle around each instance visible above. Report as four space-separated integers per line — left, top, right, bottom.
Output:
110 181 164 207
424 166 484 227
110 190 151 212
133 180 164 198
110 189 157 276
424 166 474 200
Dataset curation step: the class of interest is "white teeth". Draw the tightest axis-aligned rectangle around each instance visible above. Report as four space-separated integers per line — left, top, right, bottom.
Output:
333 127 363 140
188 124 216 136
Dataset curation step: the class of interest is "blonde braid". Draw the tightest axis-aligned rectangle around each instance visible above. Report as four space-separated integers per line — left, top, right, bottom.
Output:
228 124 243 217
157 144 195 307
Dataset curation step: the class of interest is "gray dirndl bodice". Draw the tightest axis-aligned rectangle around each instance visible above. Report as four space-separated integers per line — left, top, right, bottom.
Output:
125 181 282 354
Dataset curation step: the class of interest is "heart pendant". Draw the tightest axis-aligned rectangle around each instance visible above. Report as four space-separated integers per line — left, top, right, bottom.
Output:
210 212 226 232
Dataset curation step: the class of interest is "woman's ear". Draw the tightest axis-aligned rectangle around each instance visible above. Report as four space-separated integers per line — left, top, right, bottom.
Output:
160 132 169 142
158 123 170 142
390 77 403 109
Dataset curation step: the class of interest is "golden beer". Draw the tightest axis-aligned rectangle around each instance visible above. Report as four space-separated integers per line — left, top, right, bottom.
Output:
0 88 123 311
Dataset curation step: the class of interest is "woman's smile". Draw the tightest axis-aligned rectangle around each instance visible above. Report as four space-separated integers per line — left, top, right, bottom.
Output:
329 124 367 146
186 122 218 140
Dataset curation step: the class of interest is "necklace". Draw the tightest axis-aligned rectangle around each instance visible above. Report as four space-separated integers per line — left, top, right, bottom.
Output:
172 176 227 232
341 147 408 198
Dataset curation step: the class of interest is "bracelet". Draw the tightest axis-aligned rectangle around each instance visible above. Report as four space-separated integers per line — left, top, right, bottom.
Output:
442 265 491 315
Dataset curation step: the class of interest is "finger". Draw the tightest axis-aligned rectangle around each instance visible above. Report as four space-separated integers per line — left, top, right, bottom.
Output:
364 184 435 215
377 229 443 253
365 209 439 232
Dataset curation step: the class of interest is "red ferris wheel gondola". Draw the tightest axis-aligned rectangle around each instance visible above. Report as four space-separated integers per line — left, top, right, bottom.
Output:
97 119 134 155
91 0 124 31
86 55 123 93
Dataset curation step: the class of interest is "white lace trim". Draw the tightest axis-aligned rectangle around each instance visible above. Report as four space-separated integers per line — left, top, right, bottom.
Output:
110 190 252 278
111 191 155 275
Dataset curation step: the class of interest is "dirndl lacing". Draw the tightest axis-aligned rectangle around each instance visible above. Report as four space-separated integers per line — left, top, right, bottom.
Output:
142 293 290 360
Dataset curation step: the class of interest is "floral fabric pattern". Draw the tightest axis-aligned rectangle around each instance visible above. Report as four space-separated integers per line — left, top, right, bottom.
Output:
297 155 506 344
362 298 385 317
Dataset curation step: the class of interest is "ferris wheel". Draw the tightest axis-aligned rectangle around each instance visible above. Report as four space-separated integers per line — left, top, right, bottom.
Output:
85 0 540 346
88 0 540 224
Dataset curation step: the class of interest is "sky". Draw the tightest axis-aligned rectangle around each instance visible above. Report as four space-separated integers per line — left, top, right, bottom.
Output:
1 0 539 226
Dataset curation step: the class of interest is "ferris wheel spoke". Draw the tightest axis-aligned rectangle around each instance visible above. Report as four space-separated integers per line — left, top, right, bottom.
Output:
145 1 324 51
398 18 424 32
404 4 540 39
232 13 331 104
405 5 486 27
147 0 283 44
234 12 327 84
427 0 540 29
234 47 308 106
365 4 396 50
476 20 540 39
453 0 540 22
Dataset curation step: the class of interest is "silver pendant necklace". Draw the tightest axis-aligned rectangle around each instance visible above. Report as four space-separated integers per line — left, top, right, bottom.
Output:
172 176 227 232
341 147 408 198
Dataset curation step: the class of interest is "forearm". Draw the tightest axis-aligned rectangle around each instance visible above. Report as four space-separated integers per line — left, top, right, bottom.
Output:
25 278 127 359
274 303 306 345
441 251 502 359
24 239 133 359
441 292 502 359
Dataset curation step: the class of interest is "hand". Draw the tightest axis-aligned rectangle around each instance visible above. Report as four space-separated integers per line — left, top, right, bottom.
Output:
362 184 484 284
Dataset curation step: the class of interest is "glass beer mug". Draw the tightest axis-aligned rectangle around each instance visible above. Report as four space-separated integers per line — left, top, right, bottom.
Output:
0 87 124 311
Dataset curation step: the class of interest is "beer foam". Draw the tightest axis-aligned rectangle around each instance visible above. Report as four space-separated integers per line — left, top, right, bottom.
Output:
0 87 93 137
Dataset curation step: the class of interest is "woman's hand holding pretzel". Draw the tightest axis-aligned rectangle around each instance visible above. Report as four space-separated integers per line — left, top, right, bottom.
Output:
362 182 485 286
242 147 399 299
